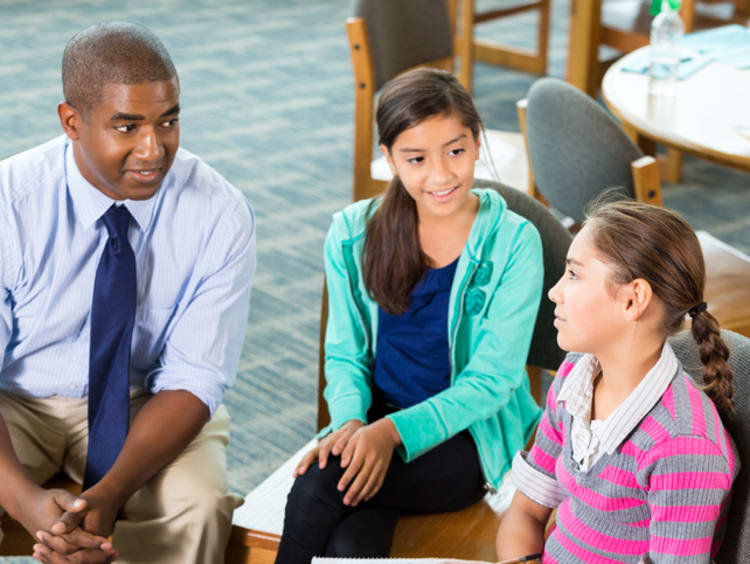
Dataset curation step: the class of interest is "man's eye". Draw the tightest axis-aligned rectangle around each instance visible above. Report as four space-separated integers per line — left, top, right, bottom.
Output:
114 124 136 133
161 118 179 128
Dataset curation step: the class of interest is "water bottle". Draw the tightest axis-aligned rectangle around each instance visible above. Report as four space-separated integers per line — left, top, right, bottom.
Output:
649 0 684 96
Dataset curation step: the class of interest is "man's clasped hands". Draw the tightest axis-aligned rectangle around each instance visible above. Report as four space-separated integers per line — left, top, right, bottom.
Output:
18 483 121 563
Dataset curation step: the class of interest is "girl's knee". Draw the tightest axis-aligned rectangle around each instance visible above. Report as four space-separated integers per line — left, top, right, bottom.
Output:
286 458 346 507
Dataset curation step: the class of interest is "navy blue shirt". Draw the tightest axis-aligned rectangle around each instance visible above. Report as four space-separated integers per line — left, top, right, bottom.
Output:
373 257 459 408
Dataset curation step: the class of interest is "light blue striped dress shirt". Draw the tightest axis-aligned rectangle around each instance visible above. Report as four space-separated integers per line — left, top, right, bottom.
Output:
0 135 256 415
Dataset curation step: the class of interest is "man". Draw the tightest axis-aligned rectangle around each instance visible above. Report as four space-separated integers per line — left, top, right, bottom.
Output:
0 21 256 563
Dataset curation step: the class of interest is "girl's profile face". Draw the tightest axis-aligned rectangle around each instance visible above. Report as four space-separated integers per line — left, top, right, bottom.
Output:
381 112 479 221
548 224 630 354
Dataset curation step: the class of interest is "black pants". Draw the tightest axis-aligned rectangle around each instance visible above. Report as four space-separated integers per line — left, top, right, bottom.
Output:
274 406 485 563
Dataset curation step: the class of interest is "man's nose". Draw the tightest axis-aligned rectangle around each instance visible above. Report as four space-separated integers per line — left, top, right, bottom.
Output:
133 127 165 162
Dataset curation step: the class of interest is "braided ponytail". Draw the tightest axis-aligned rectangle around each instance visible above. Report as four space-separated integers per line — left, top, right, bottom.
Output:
585 199 735 420
691 308 735 419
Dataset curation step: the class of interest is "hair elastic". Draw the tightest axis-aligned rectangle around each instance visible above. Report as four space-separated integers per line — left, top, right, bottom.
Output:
688 302 708 318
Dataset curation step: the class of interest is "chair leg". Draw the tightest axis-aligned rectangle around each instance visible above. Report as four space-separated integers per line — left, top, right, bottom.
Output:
662 148 682 184
566 0 602 96
454 0 475 92
537 0 550 73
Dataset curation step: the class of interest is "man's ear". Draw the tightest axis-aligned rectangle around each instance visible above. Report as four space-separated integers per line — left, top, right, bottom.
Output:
379 143 398 177
58 102 82 141
621 278 654 322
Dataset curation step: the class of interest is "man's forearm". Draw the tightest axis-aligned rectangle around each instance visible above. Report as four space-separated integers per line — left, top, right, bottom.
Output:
0 415 42 516
91 390 210 509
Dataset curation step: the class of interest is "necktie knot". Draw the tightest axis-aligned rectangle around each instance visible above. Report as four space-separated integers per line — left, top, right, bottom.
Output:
101 204 132 242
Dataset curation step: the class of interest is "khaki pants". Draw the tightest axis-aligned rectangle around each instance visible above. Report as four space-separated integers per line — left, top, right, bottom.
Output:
0 389 243 563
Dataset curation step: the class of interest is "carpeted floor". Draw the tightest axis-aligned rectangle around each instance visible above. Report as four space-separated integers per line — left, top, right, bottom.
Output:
0 1 748 560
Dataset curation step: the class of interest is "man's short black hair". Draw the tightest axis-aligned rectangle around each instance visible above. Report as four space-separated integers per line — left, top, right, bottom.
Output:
62 21 178 116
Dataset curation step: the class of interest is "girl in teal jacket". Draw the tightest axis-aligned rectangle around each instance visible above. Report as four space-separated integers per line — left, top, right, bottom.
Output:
275 68 543 562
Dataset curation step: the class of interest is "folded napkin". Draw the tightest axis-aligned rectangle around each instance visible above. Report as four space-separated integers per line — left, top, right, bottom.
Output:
620 24 750 78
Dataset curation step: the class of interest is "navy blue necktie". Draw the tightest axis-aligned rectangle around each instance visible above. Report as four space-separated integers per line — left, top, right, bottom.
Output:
84 204 136 489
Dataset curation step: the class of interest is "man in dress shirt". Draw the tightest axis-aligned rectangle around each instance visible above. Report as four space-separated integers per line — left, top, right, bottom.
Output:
0 21 255 563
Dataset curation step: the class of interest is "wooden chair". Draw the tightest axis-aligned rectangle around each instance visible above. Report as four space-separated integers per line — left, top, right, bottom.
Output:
453 0 551 91
348 0 530 203
517 77 750 338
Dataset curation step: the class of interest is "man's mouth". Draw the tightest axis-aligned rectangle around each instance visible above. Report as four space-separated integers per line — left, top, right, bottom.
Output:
127 168 161 183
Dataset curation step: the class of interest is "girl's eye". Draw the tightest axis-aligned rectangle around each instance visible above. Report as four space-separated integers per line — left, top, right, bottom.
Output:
407 156 424 164
449 147 465 156
114 124 136 133
567 269 578 280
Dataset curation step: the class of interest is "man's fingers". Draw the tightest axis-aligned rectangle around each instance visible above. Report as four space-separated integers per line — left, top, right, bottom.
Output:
36 531 79 555
32 542 50 563
64 528 114 551
32 543 65 564
71 547 120 563
54 491 87 514
51 509 86 536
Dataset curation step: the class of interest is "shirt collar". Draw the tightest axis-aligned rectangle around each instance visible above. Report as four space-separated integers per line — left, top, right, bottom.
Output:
65 140 156 231
558 342 678 454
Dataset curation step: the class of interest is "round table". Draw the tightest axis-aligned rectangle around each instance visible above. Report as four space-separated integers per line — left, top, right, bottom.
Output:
602 46 750 173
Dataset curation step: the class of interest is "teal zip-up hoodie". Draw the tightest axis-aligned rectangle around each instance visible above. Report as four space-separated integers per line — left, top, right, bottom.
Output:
320 188 544 489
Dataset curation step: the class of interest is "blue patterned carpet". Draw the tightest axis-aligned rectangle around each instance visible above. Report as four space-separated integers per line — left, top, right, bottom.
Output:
0 1 748 560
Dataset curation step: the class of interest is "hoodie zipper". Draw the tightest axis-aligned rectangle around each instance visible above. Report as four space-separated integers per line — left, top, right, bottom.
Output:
449 261 497 493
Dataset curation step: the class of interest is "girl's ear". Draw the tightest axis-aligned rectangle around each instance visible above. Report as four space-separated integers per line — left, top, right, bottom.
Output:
622 278 654 322
380 144 398 177
474 134 481 160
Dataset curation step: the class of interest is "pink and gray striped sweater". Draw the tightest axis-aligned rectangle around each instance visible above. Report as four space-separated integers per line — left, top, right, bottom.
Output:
515 351 739 563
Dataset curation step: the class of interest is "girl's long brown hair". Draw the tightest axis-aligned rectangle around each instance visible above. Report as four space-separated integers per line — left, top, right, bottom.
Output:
363 68 482 315
586 199 734 419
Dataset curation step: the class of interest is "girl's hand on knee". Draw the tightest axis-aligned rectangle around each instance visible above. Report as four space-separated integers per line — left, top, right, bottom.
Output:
294 420 364 476
330 420 364 459
294 447 319 477
338 418 401 506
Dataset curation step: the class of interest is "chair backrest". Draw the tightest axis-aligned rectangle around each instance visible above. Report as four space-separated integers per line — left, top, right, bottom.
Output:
669 329 750 562
351 0 454 91
525 77 643 223
347 1 457 201
475 181 571 371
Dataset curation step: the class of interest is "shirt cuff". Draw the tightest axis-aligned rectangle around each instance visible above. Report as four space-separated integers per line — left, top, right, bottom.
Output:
512 450 567 508
328 394 369 431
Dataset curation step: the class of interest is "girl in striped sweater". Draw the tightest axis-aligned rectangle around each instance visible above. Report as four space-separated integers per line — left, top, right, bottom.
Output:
496 200 739 563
